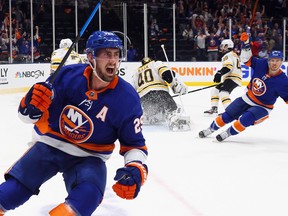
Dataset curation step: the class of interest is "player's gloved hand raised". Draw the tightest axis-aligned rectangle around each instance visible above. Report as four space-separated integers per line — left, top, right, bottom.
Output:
240 32 251 49
213 71 222 83
171 78 187 95
112 161 148 200
19 82 53 120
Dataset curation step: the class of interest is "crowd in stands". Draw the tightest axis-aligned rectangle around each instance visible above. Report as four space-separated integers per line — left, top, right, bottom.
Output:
146 0 288 61
0 1 43 63
0 0 287 63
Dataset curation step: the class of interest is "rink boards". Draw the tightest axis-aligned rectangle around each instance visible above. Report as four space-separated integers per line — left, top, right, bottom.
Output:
1 61 288 94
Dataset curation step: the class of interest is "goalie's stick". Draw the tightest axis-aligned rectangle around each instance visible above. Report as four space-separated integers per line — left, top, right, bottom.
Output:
49 0 103 84
172 84 218 97
160 44 185 112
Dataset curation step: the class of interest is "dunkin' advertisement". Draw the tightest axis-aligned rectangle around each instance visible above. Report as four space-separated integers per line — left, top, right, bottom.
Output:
1 62 288 94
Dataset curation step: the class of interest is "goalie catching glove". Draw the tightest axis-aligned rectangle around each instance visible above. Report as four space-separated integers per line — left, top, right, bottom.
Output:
171 78 187 95
112 161 148 200
19 82 53 120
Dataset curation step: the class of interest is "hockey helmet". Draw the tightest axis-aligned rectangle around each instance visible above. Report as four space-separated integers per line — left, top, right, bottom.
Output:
85 31 123 58
269 50 283 60
59 38 73 49
142 57 153 65
220 39 234 51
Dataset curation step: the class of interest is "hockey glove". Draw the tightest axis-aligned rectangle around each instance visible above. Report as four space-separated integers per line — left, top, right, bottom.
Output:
171 78 187 95
112 161 148 200
19 82 53 120
213 71 222 83
240 32 251 49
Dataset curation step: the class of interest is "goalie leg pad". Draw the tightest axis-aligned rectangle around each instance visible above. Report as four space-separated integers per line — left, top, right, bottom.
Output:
168 107 191 131
168 115 191 131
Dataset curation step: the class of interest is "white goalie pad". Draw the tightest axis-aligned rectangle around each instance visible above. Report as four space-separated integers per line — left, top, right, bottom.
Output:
142 112 166 125
168 107 191 132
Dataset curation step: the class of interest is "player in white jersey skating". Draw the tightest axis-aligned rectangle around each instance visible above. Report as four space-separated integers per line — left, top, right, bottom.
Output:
204 39 242 114
50 38 84 74
132 57 190 131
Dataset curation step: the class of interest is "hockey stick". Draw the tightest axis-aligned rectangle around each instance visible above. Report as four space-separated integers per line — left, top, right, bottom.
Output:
172 84 218 97
49 0 103 84
160 44 185 109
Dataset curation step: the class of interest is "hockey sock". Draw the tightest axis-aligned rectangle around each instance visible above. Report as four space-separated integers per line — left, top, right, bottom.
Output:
0 177 33 210
219 91 231 109
229 111 257 135
64 181 103 216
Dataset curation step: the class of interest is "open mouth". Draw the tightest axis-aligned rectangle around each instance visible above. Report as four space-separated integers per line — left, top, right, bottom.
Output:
106 66 115 75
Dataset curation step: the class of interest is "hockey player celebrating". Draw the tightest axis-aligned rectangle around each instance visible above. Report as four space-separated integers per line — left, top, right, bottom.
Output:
199 36 288 142
50 38 83 74
0 31 148 215
132 57 190 131
203 39 242 114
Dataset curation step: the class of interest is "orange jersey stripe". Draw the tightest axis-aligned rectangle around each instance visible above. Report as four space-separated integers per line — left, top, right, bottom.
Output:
120 145 148 155
246 88 274 109
254 115 269 124
35 114 116 153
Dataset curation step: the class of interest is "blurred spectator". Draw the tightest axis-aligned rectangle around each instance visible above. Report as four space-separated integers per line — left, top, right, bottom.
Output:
0 30 8 61
182 23 194 41
149 18 160 41
258 43 269 59
176 0 185 18
127 44 138 62
192 14 205 33
17 31 30 62
149 0 159 22
233 38 241 56
31 26 42 62
194 28 208 61
206 31 220 61
271 33 284 51
251 37 263 57
13 5 24 29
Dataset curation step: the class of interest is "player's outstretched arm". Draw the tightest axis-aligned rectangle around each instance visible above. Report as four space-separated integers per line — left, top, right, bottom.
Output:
18 82 53 123
112 161 148 200
240 32 252 64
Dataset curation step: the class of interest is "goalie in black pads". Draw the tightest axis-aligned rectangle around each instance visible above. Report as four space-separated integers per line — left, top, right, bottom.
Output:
132 57 190 131
204 39 242 114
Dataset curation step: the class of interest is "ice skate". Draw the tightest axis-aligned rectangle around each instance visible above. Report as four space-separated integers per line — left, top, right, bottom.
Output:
199 128 214 138
216 130 230 142
204 106 218 114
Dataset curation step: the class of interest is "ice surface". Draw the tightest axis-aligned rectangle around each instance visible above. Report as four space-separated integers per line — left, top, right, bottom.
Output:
1 86 288 216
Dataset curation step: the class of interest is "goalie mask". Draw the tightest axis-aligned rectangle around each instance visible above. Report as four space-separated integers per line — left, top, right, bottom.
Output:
220 39 234 52
85 31 124 60
142 57 153 65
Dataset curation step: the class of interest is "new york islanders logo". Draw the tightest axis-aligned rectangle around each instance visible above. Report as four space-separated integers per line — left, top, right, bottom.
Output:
251 78 266 96
59 105 94 143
